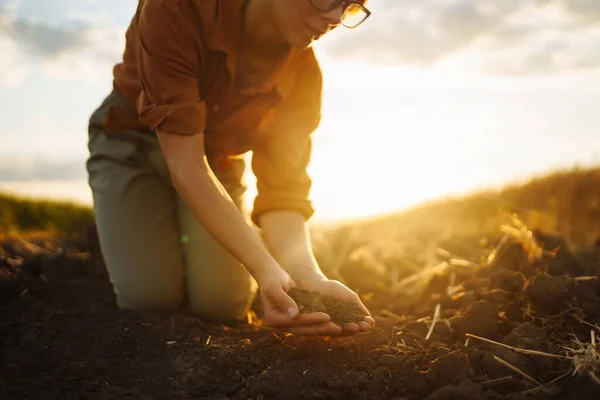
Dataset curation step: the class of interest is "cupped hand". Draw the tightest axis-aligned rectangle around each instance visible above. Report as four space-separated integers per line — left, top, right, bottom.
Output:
299 275 375 336
255 265 339 335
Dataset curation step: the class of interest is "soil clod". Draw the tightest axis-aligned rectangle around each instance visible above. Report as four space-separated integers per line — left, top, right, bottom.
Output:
287 287 366 325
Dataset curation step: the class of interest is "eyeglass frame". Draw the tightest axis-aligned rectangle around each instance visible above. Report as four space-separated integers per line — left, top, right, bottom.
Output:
308 0 371 28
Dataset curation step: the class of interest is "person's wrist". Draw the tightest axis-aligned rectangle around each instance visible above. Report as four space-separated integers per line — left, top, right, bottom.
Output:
287 265 327 287
246 255 282 286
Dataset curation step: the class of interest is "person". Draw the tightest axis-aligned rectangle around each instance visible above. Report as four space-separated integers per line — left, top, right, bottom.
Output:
86 0 375 336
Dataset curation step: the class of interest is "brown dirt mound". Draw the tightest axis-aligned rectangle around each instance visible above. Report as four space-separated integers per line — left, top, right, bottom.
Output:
1 226 599 400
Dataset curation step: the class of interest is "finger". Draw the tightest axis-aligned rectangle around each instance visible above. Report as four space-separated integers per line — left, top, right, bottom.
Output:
286 322 343 336
267 311 330 328
357 321 372 332
364 316 376 326
295 312 331 324
267 286 299 318
341 322 361 335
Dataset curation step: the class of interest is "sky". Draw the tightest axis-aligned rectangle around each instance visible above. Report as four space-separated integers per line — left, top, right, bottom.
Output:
0 0 599 223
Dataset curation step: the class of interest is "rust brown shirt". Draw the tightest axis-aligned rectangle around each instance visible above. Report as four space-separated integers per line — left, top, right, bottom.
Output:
104 0 322 225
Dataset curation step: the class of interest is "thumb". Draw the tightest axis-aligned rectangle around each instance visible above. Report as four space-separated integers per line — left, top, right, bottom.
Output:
270 286 299 319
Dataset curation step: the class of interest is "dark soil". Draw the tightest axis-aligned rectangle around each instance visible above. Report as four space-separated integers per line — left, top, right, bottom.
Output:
288 288 367 325
1 227 599 399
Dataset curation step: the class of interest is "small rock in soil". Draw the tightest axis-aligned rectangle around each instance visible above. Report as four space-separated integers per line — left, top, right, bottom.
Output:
287 288 366 325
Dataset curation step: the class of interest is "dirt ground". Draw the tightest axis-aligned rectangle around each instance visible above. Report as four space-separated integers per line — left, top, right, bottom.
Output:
1 223 599 400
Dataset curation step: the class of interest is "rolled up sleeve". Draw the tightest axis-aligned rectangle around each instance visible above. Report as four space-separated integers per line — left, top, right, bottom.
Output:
251 51 323 226
136 0 206 135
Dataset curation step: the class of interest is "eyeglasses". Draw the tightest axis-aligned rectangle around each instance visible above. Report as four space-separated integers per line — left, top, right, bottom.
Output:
309 0 371 29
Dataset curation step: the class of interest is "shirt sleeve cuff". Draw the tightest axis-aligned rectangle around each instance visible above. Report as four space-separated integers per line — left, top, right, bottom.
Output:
251 194 315 227
138 97 207 135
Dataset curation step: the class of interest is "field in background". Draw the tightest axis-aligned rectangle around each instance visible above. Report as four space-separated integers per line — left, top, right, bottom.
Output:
0 192 94 237
310 166 600 302
2 166 599 240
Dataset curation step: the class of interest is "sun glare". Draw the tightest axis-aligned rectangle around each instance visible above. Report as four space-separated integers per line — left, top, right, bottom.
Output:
294 54 481 222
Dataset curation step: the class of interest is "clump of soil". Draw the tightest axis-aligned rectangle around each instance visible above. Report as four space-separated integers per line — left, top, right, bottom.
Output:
287 287 366 325
524 273 572 315
451 300 500 340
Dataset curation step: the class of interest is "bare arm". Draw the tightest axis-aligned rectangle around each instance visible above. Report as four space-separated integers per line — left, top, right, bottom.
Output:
259 210 325 283
156 130 277 279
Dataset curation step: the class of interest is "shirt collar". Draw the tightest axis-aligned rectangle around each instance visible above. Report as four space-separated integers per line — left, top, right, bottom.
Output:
208 0 294 100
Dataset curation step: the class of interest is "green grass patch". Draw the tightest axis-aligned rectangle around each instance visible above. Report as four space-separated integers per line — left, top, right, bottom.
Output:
0 192 94 235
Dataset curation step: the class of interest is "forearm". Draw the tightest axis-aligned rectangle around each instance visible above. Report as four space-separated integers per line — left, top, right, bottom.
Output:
172 160 278 279
259 210 325 282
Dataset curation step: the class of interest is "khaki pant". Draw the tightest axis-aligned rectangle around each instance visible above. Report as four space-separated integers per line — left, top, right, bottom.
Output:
86 91 258 322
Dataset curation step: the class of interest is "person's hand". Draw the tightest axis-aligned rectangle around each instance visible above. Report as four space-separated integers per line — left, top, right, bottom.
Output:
297 273 375 336
254 264 341 335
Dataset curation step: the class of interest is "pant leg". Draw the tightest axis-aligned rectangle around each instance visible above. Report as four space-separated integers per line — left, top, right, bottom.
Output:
177 156 259 322
86 92 185 311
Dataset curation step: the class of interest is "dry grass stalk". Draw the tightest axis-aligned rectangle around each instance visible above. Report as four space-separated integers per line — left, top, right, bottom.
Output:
443 318 453 333
486 234 510 266
380 309 403 322
499 213 543 261
436 245 482 265
466 333 574 360
573 276 598 282
493 355 542 386
449 258 478 269
521 370 572 395
481 376 513 387
446 272 456 296
446 269 465 297
435 247 453 260
390 261 448 296
572 313 600 332
569 330 599 384
425 303 441 341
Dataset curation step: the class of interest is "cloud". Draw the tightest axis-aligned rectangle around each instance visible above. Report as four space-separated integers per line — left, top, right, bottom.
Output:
0 155 86 181
9 19 89 58
323 0 600 75
0 31 28 86
0 0 28 86
559 0 600 21
0 0 126 83
483 22 600 75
